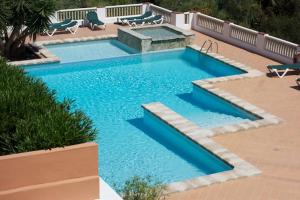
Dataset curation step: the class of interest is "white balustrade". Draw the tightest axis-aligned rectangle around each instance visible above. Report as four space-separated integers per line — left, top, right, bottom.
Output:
149 4 172 24
230 24 257 46
105 4 143 18
196 13 224 34
56 7 97 21
192 12 298 63
265 35 297 59
53 4 299 64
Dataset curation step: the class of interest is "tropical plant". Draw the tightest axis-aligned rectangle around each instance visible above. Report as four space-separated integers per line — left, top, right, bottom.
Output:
0 0 56 60
118 176 166 200
0 59 96 155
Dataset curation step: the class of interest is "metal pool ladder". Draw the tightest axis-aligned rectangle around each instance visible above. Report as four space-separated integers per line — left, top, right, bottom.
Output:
200 39 219 54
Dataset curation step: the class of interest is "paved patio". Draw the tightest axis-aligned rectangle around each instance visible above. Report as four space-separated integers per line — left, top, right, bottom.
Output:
36 24 300 200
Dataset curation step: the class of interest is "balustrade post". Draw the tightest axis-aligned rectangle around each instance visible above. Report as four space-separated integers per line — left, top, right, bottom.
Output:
143 2 150 12
223 21 231 39
97 7 106 22
171 12 182 26
297 45 300 53
294 45 300 63
190 11 197 29
54 11 58 20
256 32 266 52
50 12 58 23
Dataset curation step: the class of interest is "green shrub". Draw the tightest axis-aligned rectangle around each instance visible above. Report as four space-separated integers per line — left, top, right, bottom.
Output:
0 59 96 155
118 176 166 200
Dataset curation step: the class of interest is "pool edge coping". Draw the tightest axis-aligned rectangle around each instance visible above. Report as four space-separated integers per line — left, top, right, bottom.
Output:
120 23 194 41
142 44 281 193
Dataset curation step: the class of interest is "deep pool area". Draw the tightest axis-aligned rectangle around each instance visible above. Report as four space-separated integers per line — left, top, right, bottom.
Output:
26 42 257 189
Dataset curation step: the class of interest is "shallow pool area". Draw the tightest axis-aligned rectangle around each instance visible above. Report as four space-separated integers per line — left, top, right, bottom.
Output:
44 39 137 63
133 26 185 41
25 41 258 189
118 24 194 52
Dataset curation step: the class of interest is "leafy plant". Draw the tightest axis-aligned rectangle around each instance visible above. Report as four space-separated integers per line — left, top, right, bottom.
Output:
0 59 96 155
118 176 166 200
0 0 56 60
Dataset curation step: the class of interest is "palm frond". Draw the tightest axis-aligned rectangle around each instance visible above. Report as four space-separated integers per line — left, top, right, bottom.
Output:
0 0 11 29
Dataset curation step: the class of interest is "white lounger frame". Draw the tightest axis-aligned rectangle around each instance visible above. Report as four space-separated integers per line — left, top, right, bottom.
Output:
126 15 153 27
90 23 106 30
129 16 164 27
268 68 291 78
46 23 79 37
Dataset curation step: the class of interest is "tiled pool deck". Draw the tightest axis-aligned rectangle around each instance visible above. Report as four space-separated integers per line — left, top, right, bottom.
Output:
31 25 300 199
142 44 280 193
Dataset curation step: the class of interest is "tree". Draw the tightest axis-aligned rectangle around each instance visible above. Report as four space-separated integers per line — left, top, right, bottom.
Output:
0 0 56 60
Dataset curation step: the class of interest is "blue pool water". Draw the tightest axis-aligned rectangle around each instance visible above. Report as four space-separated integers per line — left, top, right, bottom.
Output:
143 110 233 174
26 44 256 188
45 39 137 63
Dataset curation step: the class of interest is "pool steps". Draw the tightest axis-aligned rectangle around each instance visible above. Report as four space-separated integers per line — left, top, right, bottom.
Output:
142 102 261 193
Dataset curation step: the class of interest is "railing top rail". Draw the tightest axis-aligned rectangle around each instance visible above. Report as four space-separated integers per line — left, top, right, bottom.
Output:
105 3 143 9
56 7 97 12
197 12 224 23
149 4 172 13
230 23 258 34
265 34 298 46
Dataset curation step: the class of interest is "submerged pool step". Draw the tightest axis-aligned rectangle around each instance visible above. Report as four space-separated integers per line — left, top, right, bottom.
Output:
142 102 214 139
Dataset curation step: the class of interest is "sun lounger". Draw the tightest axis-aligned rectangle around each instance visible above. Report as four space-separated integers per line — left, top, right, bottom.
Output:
46 19 72 36
267 63 300 78
49 19 72 29
120 11 153 24
46 20 79 36
130 15 163 27
87 11 105 30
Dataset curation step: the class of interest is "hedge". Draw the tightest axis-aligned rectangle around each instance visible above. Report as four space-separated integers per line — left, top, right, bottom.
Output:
0 59 96 155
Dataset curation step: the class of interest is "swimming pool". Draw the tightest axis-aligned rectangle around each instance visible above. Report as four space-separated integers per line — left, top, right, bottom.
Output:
26 42 257 189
